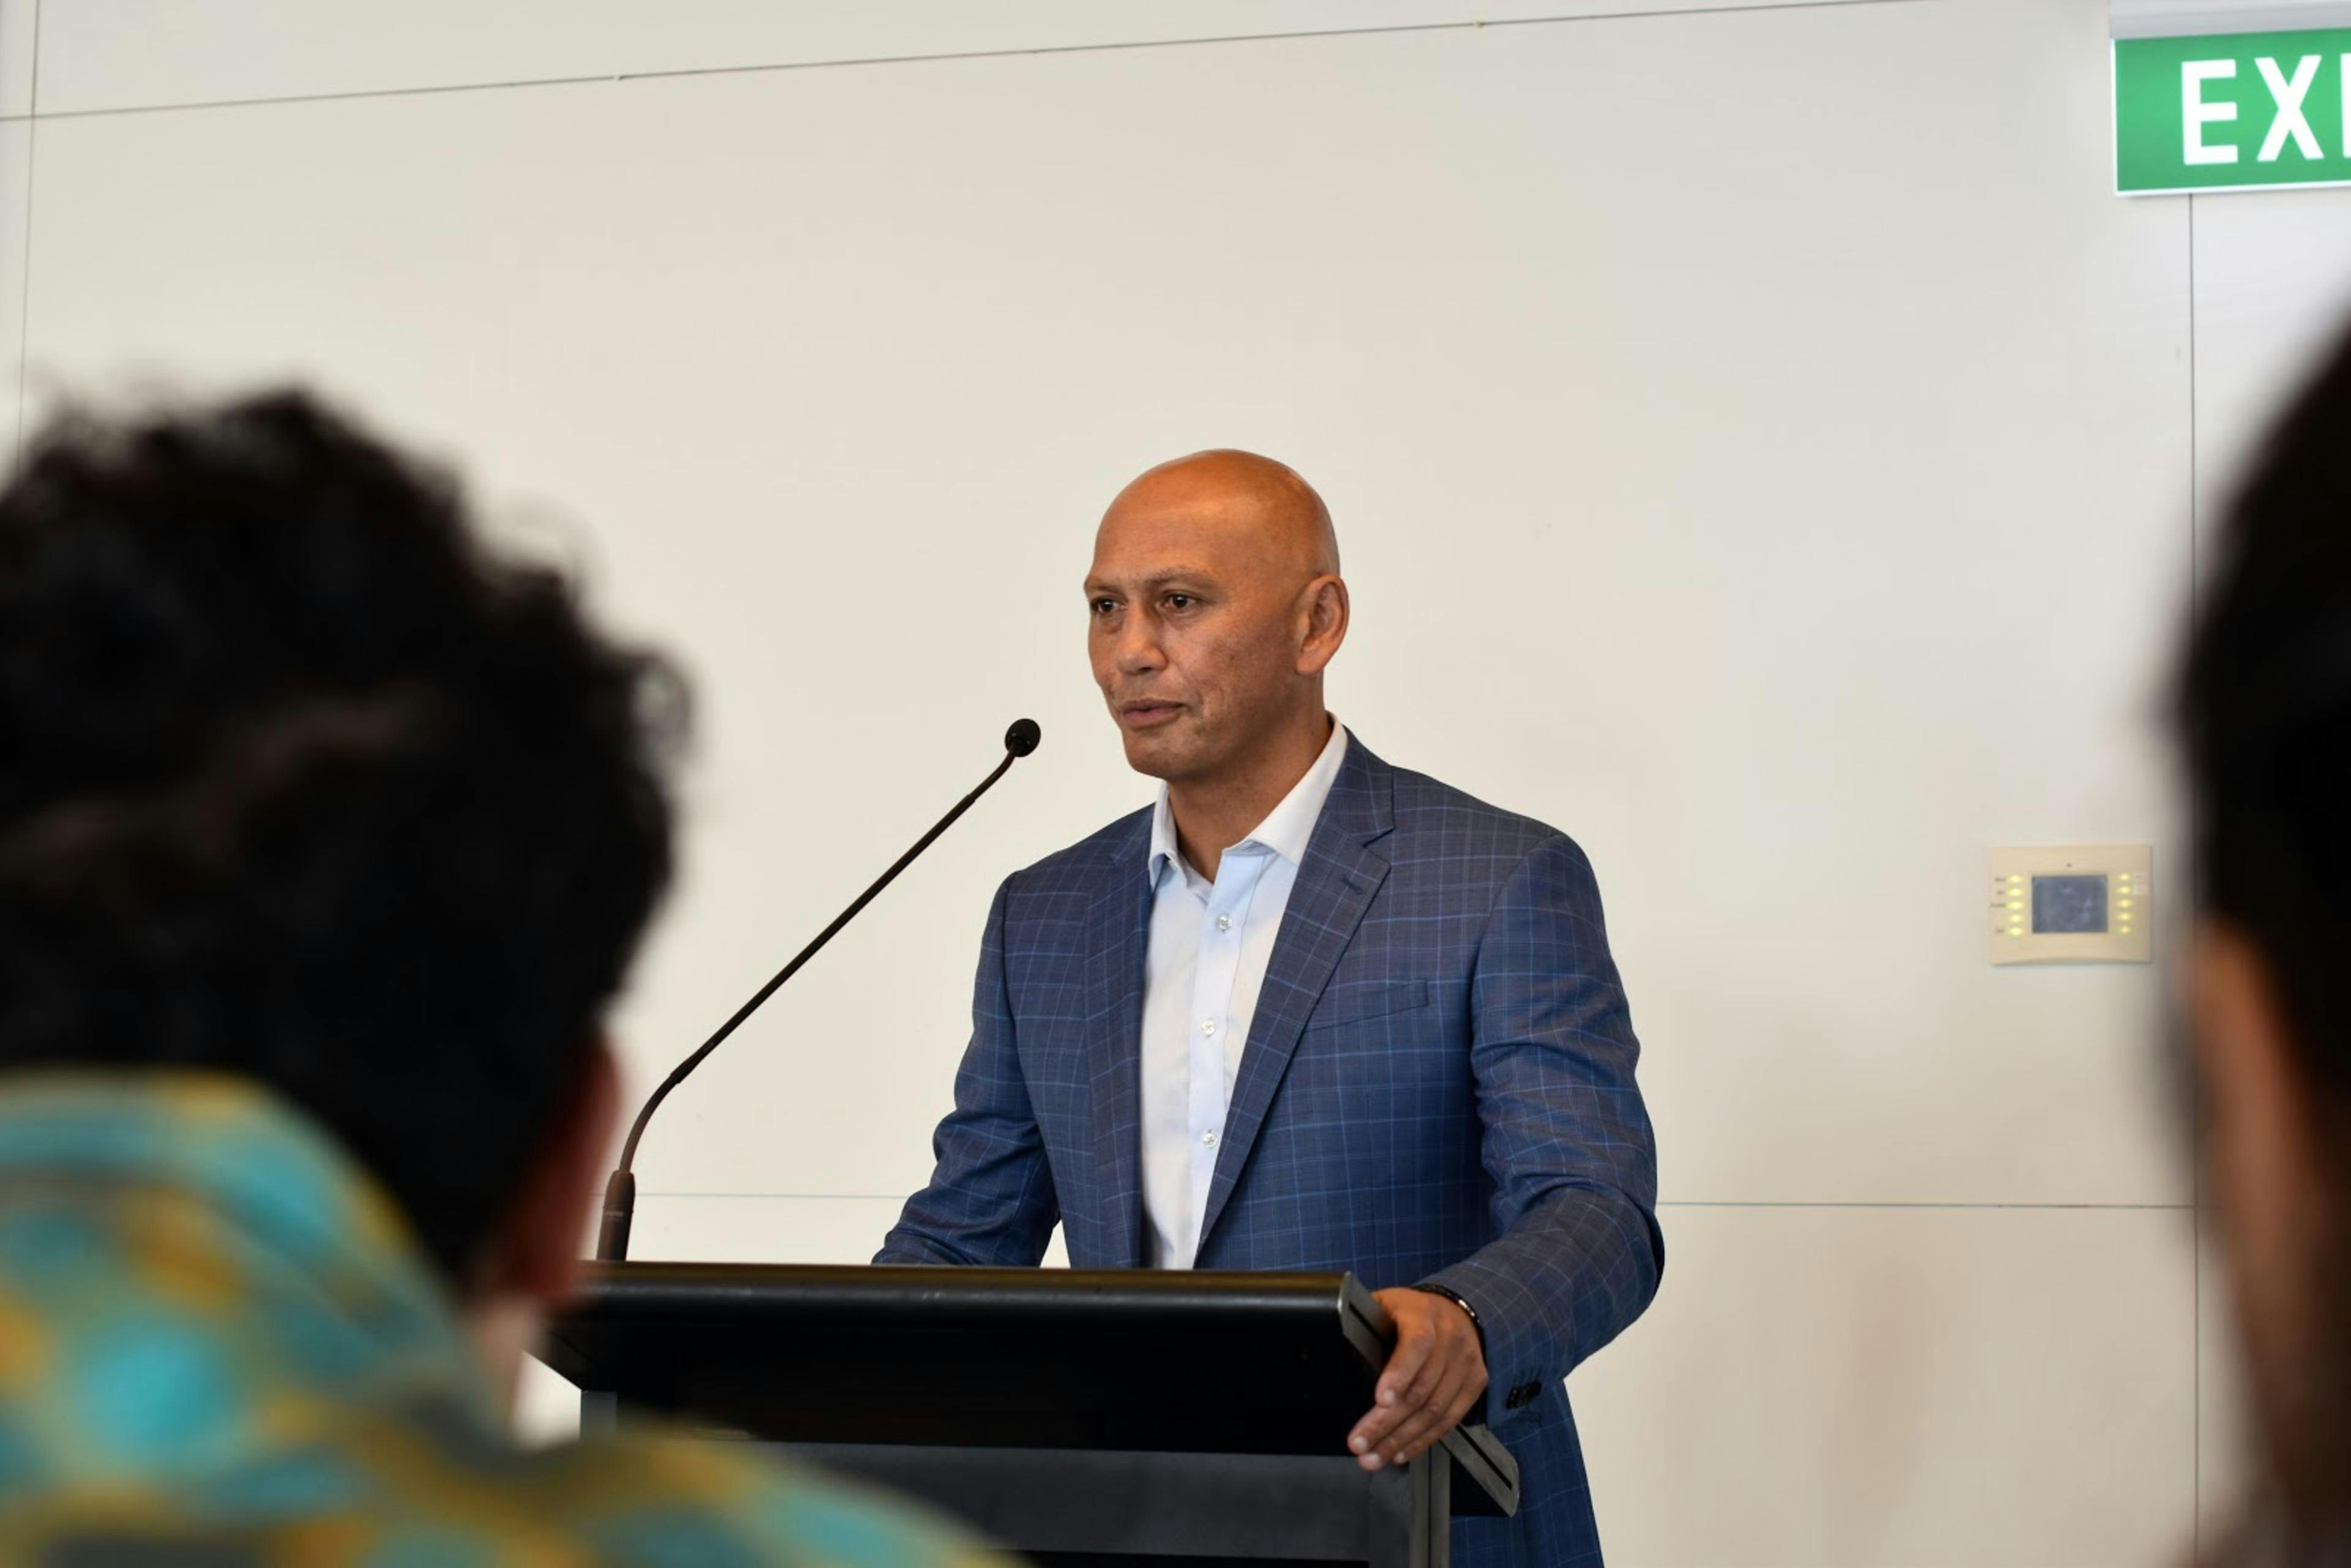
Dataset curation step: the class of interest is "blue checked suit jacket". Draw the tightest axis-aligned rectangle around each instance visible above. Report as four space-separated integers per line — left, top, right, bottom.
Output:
879 737 1662 1568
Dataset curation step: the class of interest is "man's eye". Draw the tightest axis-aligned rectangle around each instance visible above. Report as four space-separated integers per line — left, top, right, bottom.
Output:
1166 594 1194 610
1091 599 1117 615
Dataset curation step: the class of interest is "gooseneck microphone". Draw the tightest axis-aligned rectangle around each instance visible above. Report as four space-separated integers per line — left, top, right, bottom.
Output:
595 718 1043 1262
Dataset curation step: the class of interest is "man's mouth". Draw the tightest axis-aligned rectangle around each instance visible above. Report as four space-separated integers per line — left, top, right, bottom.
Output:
1117 701 1183 730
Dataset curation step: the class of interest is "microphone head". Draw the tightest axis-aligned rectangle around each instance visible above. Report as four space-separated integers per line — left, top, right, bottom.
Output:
1004 718 1042 758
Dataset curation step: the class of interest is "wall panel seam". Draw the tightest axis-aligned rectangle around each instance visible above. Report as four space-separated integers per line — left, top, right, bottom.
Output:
10 0 34 467
23 0 1932 124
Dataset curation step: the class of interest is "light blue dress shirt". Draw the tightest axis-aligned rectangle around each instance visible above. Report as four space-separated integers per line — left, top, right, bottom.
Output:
1139 720 1350 1268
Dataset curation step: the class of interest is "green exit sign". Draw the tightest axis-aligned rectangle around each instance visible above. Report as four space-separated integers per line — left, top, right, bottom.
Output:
2117 28 2351 193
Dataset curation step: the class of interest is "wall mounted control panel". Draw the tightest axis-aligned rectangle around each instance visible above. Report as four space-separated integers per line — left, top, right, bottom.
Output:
1988 845 2153 966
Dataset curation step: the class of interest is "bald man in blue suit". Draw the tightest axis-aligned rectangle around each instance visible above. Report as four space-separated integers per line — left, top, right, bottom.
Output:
880 451 1662 1568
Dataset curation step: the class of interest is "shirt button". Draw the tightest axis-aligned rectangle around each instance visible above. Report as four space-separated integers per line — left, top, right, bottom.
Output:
1201 1130 1219 1147
1216 914 1232 932
1201 1019 1217 1037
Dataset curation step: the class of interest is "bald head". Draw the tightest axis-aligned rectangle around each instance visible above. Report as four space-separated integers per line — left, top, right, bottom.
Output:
1086 450 1350 795
1102 449 1340 582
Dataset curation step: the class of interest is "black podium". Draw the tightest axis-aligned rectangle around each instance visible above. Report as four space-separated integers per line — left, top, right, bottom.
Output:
540 1263 1518 1568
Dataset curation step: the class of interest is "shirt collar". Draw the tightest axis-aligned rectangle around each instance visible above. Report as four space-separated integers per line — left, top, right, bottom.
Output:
1148 719 1350 883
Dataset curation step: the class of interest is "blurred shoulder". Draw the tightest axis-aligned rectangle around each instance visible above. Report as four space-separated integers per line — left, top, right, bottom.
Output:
524 1431 1010 1568
0 1432 1010 1568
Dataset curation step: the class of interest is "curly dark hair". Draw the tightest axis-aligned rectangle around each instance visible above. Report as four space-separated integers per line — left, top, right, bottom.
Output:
0 389 683 1283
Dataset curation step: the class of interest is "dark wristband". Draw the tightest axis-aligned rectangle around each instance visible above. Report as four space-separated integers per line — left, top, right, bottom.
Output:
1409 1282 1485 1349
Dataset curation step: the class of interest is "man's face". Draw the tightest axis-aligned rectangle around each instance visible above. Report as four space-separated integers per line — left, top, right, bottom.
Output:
1084 498 1311 784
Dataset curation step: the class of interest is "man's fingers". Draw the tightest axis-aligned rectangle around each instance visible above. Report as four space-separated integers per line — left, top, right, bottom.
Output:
1351 1386 1417 1450
1352 1297 1483 1469
1382 1373 1457 1457
1349 1401 1404 1461
1384 1367 1483 1464
1376 1322 1439 1409
1382 1403 1452 1465
1382 1335 1439 1410
1411 1375 1487 1462
1351 1374 1438 1465
1377 1367 1468 1463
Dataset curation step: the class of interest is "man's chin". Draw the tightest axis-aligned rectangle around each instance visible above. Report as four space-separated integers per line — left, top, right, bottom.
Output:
1118 730 1190 782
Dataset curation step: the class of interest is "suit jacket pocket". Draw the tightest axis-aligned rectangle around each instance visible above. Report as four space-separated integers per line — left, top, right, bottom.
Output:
1303 978 1432 1031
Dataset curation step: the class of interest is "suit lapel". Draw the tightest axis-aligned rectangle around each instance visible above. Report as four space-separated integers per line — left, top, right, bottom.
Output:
1083 812 1154 1269
1194 741 1396 1255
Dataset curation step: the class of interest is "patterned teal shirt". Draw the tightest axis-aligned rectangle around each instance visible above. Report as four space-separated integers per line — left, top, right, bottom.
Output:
0 1073 1005 1567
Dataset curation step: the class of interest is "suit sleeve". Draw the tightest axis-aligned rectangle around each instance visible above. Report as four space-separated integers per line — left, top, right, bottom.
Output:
875 877 1062 1267
1422 833 1663 1431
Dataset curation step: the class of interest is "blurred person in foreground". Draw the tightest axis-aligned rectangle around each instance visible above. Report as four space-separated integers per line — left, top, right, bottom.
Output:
0 392 996 1566
2184 319 2351 1568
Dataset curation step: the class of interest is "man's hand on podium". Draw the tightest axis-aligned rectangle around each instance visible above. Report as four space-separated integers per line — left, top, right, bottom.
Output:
1347 1288 1489 1471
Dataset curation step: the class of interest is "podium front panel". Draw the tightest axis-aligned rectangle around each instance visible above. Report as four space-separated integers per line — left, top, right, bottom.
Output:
545 1264 1389 1455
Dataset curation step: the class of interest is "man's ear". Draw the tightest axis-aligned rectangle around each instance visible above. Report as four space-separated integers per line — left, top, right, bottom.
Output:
478 1038 622 1306
1297 575 1350 676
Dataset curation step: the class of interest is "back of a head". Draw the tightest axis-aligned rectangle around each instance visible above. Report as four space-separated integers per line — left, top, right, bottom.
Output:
0 391 681 1284
2180 323 2351 1544
2183 329 2351 1086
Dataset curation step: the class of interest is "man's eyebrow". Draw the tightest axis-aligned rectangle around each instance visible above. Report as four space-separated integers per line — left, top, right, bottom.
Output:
1082 568 1217 596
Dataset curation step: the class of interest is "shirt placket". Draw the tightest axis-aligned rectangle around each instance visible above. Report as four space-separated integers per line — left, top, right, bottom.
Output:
1184 850 1262 1261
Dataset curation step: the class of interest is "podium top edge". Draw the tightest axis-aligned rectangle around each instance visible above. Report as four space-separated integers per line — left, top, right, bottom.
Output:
566 1262 1373 1324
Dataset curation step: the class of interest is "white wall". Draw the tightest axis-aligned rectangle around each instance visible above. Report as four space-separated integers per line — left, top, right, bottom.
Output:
4 0 2345 1560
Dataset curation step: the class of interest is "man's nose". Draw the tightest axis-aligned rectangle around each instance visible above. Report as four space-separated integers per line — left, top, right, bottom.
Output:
1114 613 1164 675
